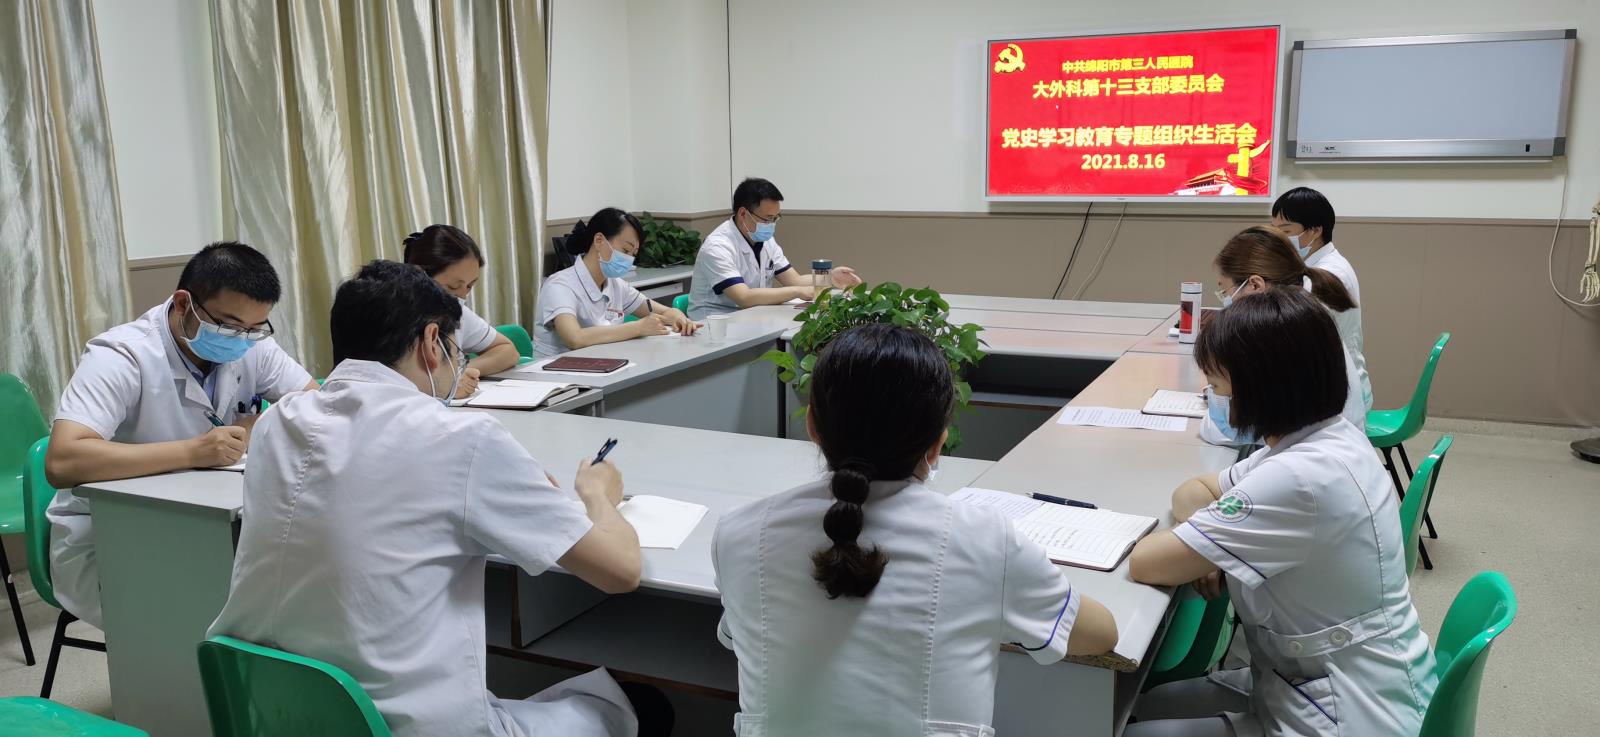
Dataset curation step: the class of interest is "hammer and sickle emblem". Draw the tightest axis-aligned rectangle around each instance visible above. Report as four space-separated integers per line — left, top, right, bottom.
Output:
994 43 1026 74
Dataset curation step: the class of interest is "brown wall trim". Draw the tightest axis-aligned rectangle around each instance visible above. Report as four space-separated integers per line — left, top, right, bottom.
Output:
545 209 1589 229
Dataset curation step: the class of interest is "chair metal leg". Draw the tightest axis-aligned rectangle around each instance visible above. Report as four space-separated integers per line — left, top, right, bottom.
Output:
1423 511 1438 540
1418 539 1434 571
0 544 35 666
1396 442 1415 479
41 610 71 698
1382 447 1406 499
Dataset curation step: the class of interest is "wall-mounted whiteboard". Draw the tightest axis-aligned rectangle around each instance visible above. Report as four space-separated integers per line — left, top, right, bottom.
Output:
1287 30 1576 161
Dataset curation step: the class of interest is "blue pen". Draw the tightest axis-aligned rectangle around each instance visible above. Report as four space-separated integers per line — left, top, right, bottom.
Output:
593 438 618 464
1031 492 1097 510
204 410 226 428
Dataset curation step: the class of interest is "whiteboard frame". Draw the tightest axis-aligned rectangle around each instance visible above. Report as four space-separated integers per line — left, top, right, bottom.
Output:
982 24 1284 204
1286 29 1577 162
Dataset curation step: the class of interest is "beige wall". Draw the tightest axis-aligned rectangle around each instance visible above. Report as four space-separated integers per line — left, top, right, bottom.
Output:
134 210 1600 427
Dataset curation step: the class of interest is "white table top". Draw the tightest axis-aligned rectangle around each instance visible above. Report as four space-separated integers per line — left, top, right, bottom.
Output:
948 308 1167 337
625 266 694 290
944 295 1178 320
491 305 801 390
78 471 245 516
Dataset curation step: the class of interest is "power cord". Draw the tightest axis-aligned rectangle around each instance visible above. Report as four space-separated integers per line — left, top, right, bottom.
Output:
1547 171 1600 308
1073 203 1129 300
1052 203 1092 299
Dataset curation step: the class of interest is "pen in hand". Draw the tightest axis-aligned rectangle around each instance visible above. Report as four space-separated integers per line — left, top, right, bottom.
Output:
593 437 618 465
204 410 226 428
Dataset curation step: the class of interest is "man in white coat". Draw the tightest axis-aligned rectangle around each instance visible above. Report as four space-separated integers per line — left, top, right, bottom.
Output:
208 259 661 737
46 242 319 628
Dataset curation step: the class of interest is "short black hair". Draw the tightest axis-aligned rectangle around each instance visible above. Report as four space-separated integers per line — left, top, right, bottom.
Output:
331 260 462 366
1194 286 1347 440
176 242 281 304
1271 187 1336 243
732 177 783 216
402 225 484 277
564 207 644 255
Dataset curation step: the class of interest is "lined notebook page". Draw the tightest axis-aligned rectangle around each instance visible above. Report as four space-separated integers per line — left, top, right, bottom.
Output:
1143 389 1207 418
951 487 1158 571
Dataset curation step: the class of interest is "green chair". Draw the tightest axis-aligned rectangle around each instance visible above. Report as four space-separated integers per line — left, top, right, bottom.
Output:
495 324 535 365
22 438 107 698
1368 333 1450 539
1 374 51 666
198 636 391 737
1144 588 1235 691
1399 436 1453 574
1419 571 1518 737
672 294 690 313
0 696 148 736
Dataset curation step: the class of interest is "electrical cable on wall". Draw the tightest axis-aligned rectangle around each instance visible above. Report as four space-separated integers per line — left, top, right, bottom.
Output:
1072 203 1129 300
1547 172 1600 308
1051 203 1092 299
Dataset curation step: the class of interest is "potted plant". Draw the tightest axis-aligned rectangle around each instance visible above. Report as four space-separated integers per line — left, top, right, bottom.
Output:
636 212 701 268
759 282 986 451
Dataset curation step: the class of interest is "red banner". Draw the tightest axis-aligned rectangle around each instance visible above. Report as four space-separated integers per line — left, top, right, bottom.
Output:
987 27 1279 199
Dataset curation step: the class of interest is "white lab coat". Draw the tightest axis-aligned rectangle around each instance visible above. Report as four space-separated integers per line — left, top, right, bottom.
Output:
713 477 1082 737
1305 244 1371 411
207 359 636 737
687 218 794 319
1169 417 1437 736
47 299 312 627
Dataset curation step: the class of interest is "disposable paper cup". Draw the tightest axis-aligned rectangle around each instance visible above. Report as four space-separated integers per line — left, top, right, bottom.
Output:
707 314 729 343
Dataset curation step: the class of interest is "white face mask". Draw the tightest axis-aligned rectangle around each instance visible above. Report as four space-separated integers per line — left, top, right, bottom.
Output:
1288 233 1312 260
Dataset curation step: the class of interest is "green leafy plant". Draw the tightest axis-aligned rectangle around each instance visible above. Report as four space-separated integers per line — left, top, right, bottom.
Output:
636 212 701 268
759 282 986 451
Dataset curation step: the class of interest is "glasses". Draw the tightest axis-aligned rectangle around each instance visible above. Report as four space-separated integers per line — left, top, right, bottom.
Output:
193 301 274 341
440 335 468 373
746 210 781 224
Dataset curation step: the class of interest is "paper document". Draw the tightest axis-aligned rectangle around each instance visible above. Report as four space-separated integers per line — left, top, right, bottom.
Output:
511 357 636 377
618 495 709 549
950 487 1158 571
1143 389 1207 419
215 454 246 472
1057 406 1187 432
452 380 582 409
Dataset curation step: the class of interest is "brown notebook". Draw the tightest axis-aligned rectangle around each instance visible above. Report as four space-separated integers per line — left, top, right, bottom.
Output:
544 356 629 374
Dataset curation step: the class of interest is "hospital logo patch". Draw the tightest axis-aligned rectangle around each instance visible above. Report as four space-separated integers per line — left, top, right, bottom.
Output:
1208 490 1253 523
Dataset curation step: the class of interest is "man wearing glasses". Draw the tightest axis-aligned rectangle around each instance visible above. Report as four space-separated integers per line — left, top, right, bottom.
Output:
44 241 318 628
687 177 864 319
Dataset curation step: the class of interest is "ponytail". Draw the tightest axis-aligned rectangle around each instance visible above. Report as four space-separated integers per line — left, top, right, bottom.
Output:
806 323 954 600
811 463 888 599
1303 267 1356 312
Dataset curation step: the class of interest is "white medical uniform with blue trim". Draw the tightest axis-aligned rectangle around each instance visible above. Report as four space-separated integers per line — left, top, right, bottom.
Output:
1168 417 1436 736
712 477 1081 737
687 218 792 320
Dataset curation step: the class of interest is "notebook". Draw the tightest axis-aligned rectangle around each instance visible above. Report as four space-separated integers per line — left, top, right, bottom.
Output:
617 495 708 549
453 380 585 410
1143 389 1207 418
950 487 1158 571
1057 406 1186 432
543 356 629 374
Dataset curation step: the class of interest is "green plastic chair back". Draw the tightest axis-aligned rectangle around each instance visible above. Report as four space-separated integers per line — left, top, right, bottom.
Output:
495 324 534 359
0 696 149 736
1419 571 1517 737
1144 588 1235 690
1399 436 1452 576
0 374 50 536
1367 333 1450 447
21 438 61 610
197 636 392 737
672 293 690 313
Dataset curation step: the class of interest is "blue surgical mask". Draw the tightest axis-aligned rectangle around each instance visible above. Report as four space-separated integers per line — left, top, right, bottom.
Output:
1220 282 1247 309
1289 233 1311 260
599 241 635 279
748 216 776 243
184 302 254 364
1206 387 1257 445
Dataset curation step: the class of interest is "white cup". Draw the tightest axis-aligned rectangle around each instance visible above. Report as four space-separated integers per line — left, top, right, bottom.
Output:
707 314 729 343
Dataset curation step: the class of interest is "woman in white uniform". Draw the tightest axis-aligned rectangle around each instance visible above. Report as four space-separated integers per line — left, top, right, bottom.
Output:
1201 226 1367 446
1270 187 1370 408
403 225 522 395
209 260 671 737
713 323 1119 736
1126 287 1436 737
534 208 697 357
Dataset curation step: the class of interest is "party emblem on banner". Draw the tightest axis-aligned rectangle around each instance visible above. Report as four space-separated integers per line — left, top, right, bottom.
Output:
994 43 1026 74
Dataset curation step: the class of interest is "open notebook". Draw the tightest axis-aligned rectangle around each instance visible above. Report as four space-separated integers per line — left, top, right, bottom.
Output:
451 380 584 410
950 487 1158 571
1143 389 1207 418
